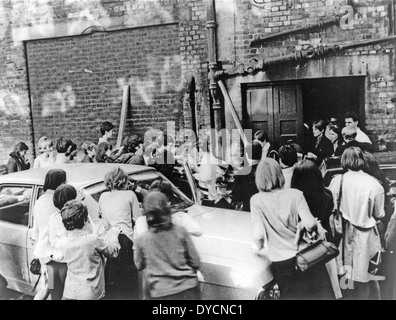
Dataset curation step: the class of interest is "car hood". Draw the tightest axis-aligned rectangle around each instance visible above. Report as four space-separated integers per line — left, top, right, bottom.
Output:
187 204 273 295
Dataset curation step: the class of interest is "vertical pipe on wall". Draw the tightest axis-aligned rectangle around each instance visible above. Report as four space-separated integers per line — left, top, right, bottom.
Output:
206 0 222 139
393 0 396 35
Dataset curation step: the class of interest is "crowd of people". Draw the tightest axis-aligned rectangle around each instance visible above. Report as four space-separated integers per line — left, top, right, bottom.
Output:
2 111 396 300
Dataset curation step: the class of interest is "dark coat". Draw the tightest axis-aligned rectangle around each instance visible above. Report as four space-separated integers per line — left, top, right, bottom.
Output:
231 163 258 212
6 153 30 174
334 139 373 156
309 135 334 166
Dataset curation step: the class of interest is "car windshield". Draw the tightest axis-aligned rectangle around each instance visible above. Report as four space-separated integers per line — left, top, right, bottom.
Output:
85 170 194 212
129 171 194 211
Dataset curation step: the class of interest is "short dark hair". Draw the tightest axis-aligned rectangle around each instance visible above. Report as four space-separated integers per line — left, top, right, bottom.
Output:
278 144 298 167
123 135 140 153
61 200 88 231
254 130 268 143
245 141 262 161
100 121 114 136
291 159 324 196
312 119 326 132
44 169 67 192
53 184 77 210
344 111 359 122
56 137 74 154
143 191 172 232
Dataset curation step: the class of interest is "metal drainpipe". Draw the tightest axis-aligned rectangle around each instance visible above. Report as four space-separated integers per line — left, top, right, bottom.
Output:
206 0 222 138
393 0 396 35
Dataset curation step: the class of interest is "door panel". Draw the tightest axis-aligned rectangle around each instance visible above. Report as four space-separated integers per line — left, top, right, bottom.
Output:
246 87 274 143
245 83 303 151
273 84 303 150
0 184 34 293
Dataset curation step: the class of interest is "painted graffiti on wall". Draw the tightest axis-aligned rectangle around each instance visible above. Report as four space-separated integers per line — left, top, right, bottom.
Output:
41 84 76 117
0 90 28 117
120 54 184 107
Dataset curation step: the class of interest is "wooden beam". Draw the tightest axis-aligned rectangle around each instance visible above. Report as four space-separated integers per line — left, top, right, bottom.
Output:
116 84 129 148
217 80 249 147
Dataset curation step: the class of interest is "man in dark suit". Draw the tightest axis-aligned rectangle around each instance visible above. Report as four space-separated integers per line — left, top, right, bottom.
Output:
334 126 373 156
232 141 262 212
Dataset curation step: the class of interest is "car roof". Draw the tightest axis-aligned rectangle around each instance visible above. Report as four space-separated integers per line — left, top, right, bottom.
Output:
0 163 155 189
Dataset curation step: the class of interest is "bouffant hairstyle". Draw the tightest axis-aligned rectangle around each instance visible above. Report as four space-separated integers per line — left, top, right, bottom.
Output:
104 166 129 191
255 158 285 192
61 199 88 231
37 136 53 154
123 135 140 153
143 191 172 232
56 137 73 154
43 169 67 192
96 141 112 163
312 119 327 132
53 184 77 210
100 121 114 136
341 146 365 171
149 180 173 201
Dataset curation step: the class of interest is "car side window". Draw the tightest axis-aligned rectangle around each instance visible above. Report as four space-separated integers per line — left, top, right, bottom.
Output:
0 185 33 226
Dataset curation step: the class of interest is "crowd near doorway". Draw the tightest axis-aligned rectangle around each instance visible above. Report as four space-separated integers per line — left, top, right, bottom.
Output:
242 76 366 151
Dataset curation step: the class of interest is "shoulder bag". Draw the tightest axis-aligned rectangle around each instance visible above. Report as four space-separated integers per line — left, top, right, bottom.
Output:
328 174 344 246
295 238 339 272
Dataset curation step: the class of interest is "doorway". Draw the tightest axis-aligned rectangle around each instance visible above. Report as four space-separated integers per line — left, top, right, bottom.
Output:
242 76 365 151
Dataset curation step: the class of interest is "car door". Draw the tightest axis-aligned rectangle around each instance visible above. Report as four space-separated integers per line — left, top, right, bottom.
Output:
26 185 44 292
0 184 35 293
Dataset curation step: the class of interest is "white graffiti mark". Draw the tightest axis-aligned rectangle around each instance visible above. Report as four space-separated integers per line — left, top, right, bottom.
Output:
123 55 183 106
41 84 76 117
0 90 28 116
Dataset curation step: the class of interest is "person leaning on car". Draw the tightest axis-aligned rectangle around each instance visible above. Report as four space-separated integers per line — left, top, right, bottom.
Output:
231 141 261 212
334 126 373 157
250 158 334 300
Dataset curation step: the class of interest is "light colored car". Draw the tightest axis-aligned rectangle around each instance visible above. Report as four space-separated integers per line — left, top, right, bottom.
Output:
0 163 272 300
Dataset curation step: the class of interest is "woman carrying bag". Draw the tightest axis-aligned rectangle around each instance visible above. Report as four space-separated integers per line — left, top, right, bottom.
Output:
250 158 334 300
329 147 385 300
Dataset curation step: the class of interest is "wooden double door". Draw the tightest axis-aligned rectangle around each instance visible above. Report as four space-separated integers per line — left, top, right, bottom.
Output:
244 83 304 151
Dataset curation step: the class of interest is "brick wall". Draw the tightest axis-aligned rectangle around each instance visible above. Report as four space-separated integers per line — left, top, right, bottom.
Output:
27 24 183 152
0 0 210 164
216 0 396 148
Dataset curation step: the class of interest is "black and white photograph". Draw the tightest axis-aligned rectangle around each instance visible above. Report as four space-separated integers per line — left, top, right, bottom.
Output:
0 0 396 305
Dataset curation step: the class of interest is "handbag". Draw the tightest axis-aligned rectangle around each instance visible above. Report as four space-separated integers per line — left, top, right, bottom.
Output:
328 174 344 246
29 258 41 275
255 278 280 300
295 239 339 272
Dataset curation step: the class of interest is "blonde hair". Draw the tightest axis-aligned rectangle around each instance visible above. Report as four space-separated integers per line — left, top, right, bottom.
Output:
255 158 285 192
341 146 365 171
37 136 53 154
104 166 129 190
